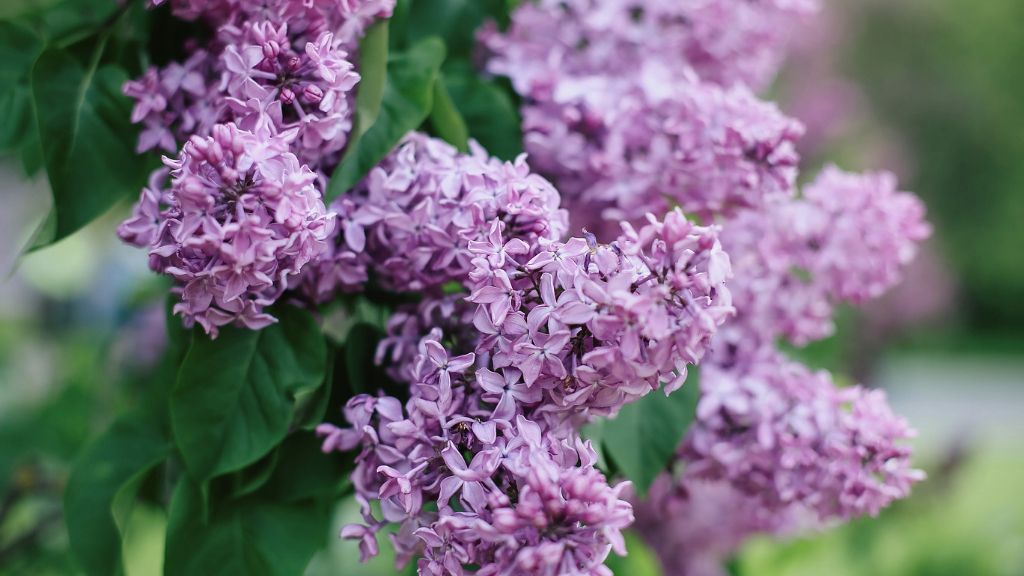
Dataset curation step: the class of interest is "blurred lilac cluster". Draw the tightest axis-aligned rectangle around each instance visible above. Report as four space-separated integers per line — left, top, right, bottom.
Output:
482 0 810 227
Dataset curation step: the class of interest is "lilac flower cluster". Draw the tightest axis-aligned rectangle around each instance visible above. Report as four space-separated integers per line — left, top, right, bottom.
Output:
482 0 808 225
482 2 930 571
463 209 732 427
118 124 334 335
317 345 634 575
684 352 923 520
632 480 792 576
715 166 932 350
130 0 390 172
120 0 392 334
318 204 732 572
301 134 568 300
115 0 934 572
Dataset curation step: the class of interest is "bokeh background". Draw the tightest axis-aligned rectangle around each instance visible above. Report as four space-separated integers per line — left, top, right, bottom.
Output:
1 0 1022 573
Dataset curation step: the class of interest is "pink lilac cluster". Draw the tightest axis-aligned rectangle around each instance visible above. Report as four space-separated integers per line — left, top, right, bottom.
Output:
128 0 393 172
630 167 928 573
462 209 732 428
300 133 568 300
317 210 732 572
482 0 808 225
482 3 930 571
683 352 923 521
714 166 931 350
632 480 793 576
118 124 334 335
120 0 392 334
317 344 634 575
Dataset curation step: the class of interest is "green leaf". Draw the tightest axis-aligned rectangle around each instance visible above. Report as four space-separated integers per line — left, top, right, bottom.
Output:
64 414 171 576
405 0 511 60
260 431 352 503
293 345 336 431
0 21 43 153
604 531 664 576
171 307 327 482
344 322 386 396
350 20 388 142
428 73 469 151
326 37 446 201
599 370 701 497
165 478 331 576
442 63 523 160
31 43 149 245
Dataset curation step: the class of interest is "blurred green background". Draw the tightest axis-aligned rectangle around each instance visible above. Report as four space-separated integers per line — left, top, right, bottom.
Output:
1 0 1023 574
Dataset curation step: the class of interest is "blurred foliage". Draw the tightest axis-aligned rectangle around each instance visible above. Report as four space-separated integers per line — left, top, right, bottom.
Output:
848 0 1024 332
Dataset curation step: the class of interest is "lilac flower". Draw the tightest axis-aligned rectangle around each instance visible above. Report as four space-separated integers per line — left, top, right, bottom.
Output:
319 336 634 575
126 0 385 174
483 0 809 225
712 165 931 352
301 133 568 298
118 123 334 336
683 352 924 520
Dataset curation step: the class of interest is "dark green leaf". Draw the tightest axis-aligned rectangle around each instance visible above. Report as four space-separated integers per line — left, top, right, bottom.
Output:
165 478 330 576
326 37 446 201
171 307 327 481
345 322 385 395
428 73 469 151
31 44 149 245
351 20 388 141
405 0 511 60
64 414 170 576
443 63 523 160
600 371 701 496
228 449 281 500
0 21 43 153
293 345 336 430
260 431 352 503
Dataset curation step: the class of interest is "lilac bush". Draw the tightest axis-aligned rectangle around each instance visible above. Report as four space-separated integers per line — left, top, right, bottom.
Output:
8 0 932 573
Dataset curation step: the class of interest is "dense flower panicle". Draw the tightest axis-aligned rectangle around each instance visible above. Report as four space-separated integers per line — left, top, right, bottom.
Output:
302 133 569 299
129 0 392 173
118 123 334 335
464 209 733 428
316 338 633 575
484 0 816 94
682 352 923 520
714 166 931 350
799 166 931 303
317 207 731 573
484 0 807 224
632 480 792 576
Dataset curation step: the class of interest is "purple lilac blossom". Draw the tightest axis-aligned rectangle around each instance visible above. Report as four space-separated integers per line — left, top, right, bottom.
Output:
713 165 932 351
463 208 733 428
299 133 568 299
120 0 392 335
118 123 334 336
482 0 809 225
316 210 732 573
683 351 924 520
128 0 391 173
632 480 795 576
317 338 634 575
